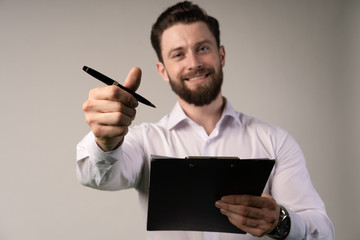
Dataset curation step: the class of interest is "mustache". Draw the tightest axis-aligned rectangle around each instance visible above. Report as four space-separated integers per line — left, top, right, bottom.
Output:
180 68 215 81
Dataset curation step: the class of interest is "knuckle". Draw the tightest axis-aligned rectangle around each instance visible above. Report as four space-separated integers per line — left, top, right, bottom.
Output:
237 216 248 225
88 88 97 98
131 108 137 119
253 229 266 237
243 195 252 204
267 213 277 224
118 105 137 121
82 100 92 112
109 85 120 97
84 114 92 125
115 126 129 137
84 112 96 126
91 126 103 138
238 205 248 214
116 102 124 112
114 112 132 126
121 126 129 136
267 198 277 209
101 85 120 100
125 93 132 102
113 111 122 121
124 94 135 107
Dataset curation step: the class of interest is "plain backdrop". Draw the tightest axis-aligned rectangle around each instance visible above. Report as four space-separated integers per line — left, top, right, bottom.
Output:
1 0 359 239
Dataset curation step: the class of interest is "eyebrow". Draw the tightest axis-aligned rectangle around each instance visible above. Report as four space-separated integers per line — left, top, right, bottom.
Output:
195 40 213 47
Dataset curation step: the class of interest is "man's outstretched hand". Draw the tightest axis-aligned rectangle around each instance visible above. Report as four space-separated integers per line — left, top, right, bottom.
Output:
82 67 142 151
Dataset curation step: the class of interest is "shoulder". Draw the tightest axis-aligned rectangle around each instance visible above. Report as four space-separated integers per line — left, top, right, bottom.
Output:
224 100 287 137
236 111 298 149
128 118 169 137
238 112 286 135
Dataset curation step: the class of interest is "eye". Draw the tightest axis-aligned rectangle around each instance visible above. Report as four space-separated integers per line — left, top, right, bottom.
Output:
171 52 184 60
198 46 210 53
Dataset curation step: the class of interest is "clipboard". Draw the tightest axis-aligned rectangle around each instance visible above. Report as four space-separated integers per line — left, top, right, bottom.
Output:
146 156 275 234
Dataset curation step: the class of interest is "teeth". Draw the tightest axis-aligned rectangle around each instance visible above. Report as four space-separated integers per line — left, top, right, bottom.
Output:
188 75 207 81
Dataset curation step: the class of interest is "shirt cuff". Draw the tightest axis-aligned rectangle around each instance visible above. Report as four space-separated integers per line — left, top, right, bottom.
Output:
85 132 122 163
286 207 307 239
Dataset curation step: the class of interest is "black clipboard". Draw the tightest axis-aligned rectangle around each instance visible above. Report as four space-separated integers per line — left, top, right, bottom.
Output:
147 156 275 234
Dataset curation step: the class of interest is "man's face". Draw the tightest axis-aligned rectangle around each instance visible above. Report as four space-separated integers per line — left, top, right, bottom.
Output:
156 22 225 106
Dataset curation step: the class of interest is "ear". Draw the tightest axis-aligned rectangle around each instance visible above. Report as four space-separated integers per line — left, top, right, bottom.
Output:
219 45 226 67
156 61 169 82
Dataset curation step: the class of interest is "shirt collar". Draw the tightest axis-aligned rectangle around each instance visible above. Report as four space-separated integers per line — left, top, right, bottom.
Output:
167 102 189 130
167 98 241 130
221 98 241 126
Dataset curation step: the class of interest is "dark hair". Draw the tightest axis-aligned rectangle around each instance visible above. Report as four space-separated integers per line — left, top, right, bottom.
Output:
151 1 220 62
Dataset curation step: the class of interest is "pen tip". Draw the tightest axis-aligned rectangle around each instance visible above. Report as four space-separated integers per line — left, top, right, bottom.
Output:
82 66 88 72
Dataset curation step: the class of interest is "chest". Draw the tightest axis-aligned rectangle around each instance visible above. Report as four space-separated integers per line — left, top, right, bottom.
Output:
145 124 277 160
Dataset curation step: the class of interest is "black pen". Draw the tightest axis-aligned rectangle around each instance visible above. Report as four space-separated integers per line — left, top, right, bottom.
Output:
83 66 156 108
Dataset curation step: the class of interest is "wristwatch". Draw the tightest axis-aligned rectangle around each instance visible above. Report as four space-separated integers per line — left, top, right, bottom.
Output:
267 205 291 240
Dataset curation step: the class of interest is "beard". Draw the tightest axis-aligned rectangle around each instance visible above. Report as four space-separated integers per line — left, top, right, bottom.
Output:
168 66 223 106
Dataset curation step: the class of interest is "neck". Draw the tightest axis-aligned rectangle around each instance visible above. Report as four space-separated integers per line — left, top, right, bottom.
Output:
178 93 225 135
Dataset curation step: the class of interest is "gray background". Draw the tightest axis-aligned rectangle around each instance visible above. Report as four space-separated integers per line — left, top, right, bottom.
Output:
1 0 359 239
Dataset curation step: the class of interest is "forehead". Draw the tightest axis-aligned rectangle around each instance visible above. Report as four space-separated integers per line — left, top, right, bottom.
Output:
160 22 216 53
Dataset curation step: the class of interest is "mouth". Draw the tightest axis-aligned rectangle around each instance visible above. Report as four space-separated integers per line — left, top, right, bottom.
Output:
184 73 210 82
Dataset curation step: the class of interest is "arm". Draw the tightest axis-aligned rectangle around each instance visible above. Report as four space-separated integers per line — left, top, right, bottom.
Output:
216 130 334 239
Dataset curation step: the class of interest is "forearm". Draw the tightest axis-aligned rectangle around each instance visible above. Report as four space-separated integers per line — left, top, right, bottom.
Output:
284 207 334 240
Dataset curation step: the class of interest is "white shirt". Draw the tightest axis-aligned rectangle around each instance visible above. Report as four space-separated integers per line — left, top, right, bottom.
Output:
76 100 334 240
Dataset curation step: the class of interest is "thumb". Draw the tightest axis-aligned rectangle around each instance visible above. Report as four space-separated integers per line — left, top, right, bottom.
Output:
123 66 142 92
261 193 272 199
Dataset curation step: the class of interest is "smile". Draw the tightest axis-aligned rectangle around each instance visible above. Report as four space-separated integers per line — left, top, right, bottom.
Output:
185 73 210 81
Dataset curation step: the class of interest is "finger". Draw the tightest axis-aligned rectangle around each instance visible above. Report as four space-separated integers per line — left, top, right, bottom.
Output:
86 111 134 128
123 66 142 92
220 208 260 228
89 86 116 100
216 201 265 219
83 99 136 118
220 208 271 237
89 86 138 108
96 100 137 118
261 193 272 200
221 195 267 208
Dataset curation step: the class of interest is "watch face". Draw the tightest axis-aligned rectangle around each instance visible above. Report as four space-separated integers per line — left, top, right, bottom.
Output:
278 215 290 236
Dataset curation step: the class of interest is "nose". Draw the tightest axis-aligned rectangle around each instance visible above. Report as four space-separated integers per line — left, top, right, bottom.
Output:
187 52 203 70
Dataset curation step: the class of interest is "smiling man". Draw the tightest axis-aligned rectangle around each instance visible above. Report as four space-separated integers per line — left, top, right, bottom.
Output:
76 1 334 239
156 21 225 134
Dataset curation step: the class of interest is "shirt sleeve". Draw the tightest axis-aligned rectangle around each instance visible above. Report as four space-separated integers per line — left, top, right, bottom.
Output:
271 129 335 240
76 131 144 191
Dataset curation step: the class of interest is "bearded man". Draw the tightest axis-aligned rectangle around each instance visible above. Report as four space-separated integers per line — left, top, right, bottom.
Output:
77 2 334 239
